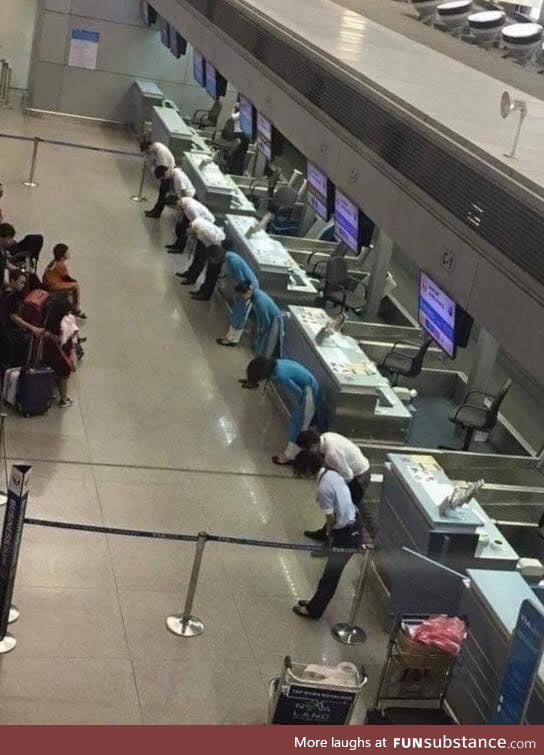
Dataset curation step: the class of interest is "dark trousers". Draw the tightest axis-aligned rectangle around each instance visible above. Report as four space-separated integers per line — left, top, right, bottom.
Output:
150 177 173 216
174 216 190 249
197 259 224 299
183 241 207 283
306 523 361 618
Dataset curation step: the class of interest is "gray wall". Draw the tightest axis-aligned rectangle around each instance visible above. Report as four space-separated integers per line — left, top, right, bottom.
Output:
27 0 214 121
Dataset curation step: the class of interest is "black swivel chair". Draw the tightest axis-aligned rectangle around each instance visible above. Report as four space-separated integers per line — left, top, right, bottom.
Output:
379 337 432 386
448 378 512 452
191 97 223 129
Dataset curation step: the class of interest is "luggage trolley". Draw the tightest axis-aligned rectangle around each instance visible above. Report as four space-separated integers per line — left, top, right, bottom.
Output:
268 655 367 725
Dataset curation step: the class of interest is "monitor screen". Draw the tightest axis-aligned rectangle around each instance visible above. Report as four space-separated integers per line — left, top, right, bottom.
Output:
141 2 157 26
169 31 187 59
307 161 334 221
193 50 205 87
159 17 170 47
205 63 217 99
239 96 254 139
257 135 272 161
418 272 457 358
257 112 272 161
334 191 360 252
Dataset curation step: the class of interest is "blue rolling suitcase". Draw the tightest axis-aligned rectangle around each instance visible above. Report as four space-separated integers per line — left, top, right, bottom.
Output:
16 337 55 417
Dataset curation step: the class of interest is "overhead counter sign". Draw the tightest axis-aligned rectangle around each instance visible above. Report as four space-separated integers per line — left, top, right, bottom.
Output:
68 29 100 70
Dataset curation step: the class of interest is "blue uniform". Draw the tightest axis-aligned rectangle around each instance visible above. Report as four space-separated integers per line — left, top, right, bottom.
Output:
271 359 325 442
224 252 259 330
252 289 284 357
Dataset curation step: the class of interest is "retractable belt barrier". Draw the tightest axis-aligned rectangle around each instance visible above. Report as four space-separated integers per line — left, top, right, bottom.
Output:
0 492 372 653
0 132 144 197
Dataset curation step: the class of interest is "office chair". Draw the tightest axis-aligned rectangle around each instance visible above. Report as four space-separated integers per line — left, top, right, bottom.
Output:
379 337 432 386
448 378 512 452
307 255 364 313
192 98 223 129
267 186 300 236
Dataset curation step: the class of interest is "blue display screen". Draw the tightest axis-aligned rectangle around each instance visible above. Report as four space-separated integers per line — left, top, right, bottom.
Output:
206 63 217 99
307 162 332 220
418 272 456 358
193 50 205 87
334 191 359 252
257 111 272 160
239 96 254 139
159 17 170 47
492 600 544 724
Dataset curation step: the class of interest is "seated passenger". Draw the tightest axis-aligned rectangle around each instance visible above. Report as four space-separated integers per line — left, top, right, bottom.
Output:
42 243 86 319
242 356 327 465
0 270 42 367
168 196 214 256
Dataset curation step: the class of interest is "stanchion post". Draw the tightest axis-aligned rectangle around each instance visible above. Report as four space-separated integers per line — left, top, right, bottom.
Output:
130 159 148 202
166 531 207 638
4 66 11 107
0 465 32 654
0 61 7 104
23 136 41 188
331 547 371 646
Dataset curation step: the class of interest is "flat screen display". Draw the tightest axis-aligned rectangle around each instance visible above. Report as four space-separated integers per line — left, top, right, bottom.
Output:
169 31 187 59
205 63 217 99
159 17 170 47
334 191 360 252
257 112 272 161
418 272 457 358
141 2 157 26
257 135 272 161
239 96 254 139
193 50 205 87
307 161 334 220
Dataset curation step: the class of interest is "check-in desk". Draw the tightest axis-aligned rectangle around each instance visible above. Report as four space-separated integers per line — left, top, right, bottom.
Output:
183 154 256 222
151 106 211 163
377 454 519 590
225 216 318 305
132 80 164 136
284 307 412 440
449 570 544 724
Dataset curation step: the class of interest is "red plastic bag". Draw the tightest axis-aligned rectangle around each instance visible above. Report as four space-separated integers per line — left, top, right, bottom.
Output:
407 615 467 656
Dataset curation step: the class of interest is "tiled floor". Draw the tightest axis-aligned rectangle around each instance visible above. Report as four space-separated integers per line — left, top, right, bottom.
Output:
0 107 388 724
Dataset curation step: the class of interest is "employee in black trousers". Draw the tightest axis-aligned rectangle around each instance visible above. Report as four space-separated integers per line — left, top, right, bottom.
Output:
291 450 361 620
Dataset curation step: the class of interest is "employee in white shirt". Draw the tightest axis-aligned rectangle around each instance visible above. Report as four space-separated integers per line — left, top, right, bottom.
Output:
170 197 215 258
140 138 176 218
292 450 361 620
297 430 370 542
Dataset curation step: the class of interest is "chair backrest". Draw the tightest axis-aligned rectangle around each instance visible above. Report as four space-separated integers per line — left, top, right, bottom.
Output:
412 337 433 373
325 257 349 288
208 98 223 126
271 186 298 213
488 378 513 418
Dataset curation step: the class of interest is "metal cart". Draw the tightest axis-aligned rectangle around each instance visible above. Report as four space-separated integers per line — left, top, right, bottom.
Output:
366 614 459 724
268 655 367 725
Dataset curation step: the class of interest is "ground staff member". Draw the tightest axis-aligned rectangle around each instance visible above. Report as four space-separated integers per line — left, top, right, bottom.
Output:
172 198 215 262
140 139 176 218
218 282 284 359
216 253 259 345
292 450 361 620
243 356 326 465
180 219 226 301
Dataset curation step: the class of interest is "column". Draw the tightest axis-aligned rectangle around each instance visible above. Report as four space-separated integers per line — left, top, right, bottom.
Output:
362 229 394 321
466 328 500 395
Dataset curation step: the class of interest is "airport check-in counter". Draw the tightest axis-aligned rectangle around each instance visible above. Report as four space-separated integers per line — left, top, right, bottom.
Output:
151 106 211 163
284 306 412 440
184 154 256 222
449 569 544 724
377 454 519 590
225 216 318 305
132 80 164 136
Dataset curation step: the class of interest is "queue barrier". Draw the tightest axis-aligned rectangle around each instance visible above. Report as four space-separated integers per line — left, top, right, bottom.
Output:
0 61 12 107
0 132 146 200
0 475 372 653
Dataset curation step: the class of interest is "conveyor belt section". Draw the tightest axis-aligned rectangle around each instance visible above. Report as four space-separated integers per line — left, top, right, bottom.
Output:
183 0 544 291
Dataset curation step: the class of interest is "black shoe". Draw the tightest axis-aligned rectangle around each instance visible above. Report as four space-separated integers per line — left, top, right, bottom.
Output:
190 293 210 301
297 600 308 607
304 529 328 542
181 280 197 286
292 605 319 620
175 272 190 279
145 210 161 218
167 248 184 254
216 338 237 347
165 242 179 249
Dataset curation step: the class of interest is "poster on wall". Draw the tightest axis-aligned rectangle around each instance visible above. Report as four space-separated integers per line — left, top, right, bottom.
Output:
68 29 100 70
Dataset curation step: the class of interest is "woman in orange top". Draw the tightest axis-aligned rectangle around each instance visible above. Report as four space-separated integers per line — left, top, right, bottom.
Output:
42 243 86 319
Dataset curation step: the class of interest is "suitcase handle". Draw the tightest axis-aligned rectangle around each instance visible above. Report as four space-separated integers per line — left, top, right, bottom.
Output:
26 334 45 369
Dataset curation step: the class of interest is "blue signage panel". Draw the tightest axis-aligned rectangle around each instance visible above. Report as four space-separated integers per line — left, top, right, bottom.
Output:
239 96 254 139
307 162 333 220
206 63 217 99
256 112 272 161
418 272 457 358
334 190 359 252
193 50 205 87
491 599 544 724
159 17 170 47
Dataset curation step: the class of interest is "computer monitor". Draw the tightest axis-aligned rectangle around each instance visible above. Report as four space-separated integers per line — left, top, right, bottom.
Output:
334 191 375 254
418 272 457 359
159 17 170 48
307 161 335 221
239 95 255 140
169 31 187 58
205 64 228 100
257 111 272 160
141 2 157 26
193 50 206 88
